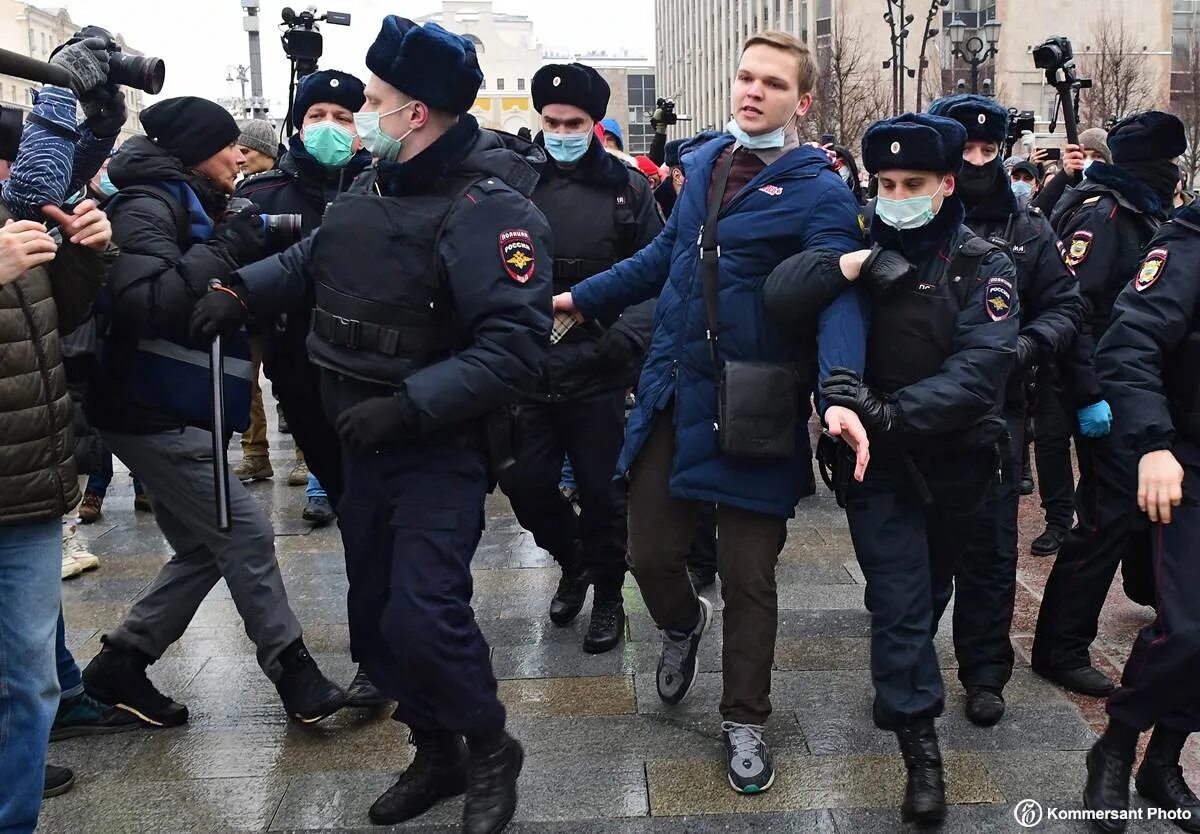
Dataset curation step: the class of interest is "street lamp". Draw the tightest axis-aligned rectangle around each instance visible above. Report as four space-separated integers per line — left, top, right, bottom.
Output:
947 16 1001 95
226 64 250 116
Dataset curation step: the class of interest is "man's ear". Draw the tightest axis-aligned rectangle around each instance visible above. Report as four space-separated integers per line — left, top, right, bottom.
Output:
942 173 956 198
795 92 813 120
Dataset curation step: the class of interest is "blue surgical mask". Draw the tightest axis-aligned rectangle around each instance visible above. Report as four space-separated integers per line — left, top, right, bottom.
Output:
97 171 117 197
877 182 945 230
353 102 414 162
302 121 354 168
543 131 591 164
1011 180 1033 201
1082 158 1096 176
724 111 797 150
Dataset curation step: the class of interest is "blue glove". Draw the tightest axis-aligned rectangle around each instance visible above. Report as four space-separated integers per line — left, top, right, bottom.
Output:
1077 400 1113 438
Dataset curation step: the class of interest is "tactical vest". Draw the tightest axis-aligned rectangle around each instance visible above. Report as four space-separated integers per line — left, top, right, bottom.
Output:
866 235 997 396
534 177 638 295
307 169 471 386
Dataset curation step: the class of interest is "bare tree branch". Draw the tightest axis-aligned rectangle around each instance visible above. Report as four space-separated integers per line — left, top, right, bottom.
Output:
807 8 891 152
1173 32 1200 187
1079 15 1158 127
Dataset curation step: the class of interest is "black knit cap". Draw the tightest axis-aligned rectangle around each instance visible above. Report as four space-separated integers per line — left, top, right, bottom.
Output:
532 63 610 122
139 97 240 166
1107 111 1187 164
292 70 366 129
862 113 967 175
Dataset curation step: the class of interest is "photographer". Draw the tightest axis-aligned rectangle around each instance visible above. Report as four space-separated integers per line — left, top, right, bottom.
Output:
78 96 346 729
0 101 115 830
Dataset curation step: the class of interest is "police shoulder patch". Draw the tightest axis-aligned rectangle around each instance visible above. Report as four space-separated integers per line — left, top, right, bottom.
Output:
1135 248 1168 292
985 275 1014 322
499 229 536 284
1066 230 1093 267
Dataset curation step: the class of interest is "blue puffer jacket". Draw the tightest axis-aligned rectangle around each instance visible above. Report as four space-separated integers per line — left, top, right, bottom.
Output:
572 135 868 517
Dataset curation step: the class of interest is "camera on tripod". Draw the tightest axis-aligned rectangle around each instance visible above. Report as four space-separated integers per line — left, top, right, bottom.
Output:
280 6 350 78
1031 35 1091 145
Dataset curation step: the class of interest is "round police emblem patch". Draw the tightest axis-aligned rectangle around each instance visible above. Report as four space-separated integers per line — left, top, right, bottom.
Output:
1135 248 1168 292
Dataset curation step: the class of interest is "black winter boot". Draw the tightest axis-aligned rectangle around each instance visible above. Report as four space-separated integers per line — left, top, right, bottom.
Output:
1084 736 1134 833
964 686 1006 727
81 638 188 728
463 731 524 834
582 596 625 654
344 665 390 709
275 638 346 724
548 554 589 626
895 719 946 826
1136 727 1200 833
369 730 468 825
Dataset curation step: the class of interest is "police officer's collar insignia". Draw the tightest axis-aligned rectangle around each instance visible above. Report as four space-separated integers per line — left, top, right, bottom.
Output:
985 275 1014 322
1067 230 1093 267
500 229 536 284
1135 248 1168 292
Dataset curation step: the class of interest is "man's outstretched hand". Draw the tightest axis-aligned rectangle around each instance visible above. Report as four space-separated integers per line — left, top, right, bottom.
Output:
824 405 870 482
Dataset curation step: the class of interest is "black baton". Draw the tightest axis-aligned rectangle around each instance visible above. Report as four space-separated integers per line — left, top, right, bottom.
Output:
208 282 232 532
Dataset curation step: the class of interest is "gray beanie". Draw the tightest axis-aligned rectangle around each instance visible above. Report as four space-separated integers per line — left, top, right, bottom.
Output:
237 119 278 159
1079 127 1111 163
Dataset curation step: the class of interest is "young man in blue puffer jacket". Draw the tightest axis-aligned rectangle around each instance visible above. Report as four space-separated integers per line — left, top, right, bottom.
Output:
555 30 868 795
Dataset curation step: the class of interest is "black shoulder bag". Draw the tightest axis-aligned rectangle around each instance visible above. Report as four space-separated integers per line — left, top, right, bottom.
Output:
700 148 800 460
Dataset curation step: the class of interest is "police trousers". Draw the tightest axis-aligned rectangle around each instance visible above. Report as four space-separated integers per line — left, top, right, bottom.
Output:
498 390 628 597
953 410 1023 691
337 440 505 736
101 427 303 681
1032 368 1076 533
1107 443 1200 733
846 448 995 730
1032 428 1152 673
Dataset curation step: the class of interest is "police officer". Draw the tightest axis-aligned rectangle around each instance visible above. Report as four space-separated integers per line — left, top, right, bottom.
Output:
1083 199 1200 833
1033 113 1186 697
496 63 660 654
232 69 386 708
926 94 1082 726
820 113 1019 825
191 17 552 832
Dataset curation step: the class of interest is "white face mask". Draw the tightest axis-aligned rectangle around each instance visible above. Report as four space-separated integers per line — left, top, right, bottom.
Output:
726 110 798 151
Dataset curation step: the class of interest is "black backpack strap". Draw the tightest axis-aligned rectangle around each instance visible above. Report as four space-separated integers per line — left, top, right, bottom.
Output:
103 183 190 248
947 235 999 309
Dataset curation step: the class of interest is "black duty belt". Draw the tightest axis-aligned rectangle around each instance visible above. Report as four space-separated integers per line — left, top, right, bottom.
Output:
311 308 453 356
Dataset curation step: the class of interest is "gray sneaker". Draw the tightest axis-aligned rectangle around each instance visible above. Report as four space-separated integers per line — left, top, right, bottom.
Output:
722 721 774 794
656 595 713 704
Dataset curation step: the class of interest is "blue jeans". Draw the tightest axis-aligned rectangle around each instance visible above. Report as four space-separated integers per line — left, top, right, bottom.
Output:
56 610 82 700
306 472 326 500
0 519 62 834
85 449 143 498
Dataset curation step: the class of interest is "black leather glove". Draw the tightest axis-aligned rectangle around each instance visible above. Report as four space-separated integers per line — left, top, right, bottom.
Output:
595 328 639 369
821 367 901 436
49 37 110 97
1014 334 1039 370
213 206 266 265
190 287 247 341
81 86 126 137
859 245 914 297
336 393 421 453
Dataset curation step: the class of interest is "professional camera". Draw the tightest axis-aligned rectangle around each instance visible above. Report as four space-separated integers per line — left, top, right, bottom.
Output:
1032 36 1073 74
653 98 678 128
225 198 303 250
68 25 165 94
1031 35 1091 145
1005 108 1036 155
280 6 350 78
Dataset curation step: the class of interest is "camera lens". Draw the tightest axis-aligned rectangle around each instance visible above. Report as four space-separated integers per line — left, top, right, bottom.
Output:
264 214 304 249
107 52 165 94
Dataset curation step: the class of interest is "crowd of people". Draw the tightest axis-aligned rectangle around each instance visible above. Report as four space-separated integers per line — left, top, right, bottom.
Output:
1 15 1198 834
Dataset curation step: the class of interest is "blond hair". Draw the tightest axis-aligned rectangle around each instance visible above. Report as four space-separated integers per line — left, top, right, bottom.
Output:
742 31 818 96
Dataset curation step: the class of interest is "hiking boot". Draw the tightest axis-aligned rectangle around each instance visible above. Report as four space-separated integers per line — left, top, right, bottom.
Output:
302 495 335 526
369 730 468 825
234 456 273 482
78 492 103 523
345 666 390 709
43 765 75 798
964 686 1006 727
275 638 346 724
1135 728 1200 833
51 690 141 741
548 561 589 626
134 493 154 513
723 721 774 794
1085 739 1133 833
463 732 524 834
656 595 713 705
1031 527 1066 557
582 597 625 654
896 718 946 826
82 642 188 727
287 460 309 486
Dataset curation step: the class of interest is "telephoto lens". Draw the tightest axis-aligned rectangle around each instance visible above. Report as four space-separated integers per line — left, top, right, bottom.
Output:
106 51 165 94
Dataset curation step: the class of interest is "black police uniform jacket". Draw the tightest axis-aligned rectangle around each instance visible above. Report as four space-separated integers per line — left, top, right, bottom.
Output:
1097 202 1200 457
960 171 1083 410
531 136 662 400
867 198 1020 453
1052 162 1168 408
233 115 553 435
